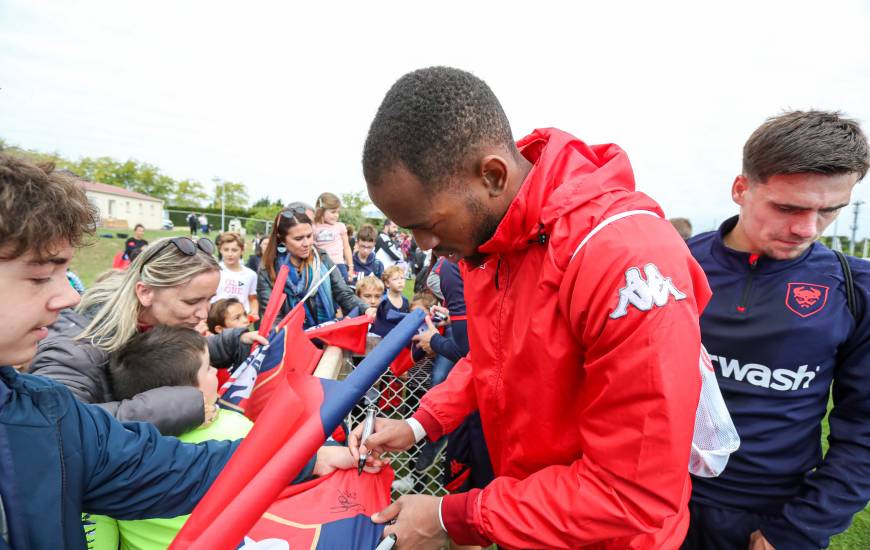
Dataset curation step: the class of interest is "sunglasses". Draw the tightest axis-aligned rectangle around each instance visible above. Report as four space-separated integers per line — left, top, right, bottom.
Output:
142 237 215 266
280 206 308 220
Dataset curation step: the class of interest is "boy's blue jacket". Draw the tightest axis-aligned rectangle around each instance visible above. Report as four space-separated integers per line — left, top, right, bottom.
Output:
688 217 870 549
0 367 239 549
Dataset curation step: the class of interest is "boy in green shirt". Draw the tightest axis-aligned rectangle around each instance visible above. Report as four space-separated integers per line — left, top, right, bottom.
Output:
88 326 367 550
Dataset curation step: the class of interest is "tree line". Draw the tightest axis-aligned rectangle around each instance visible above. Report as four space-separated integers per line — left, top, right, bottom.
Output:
0 138 374 231
0 138 249 209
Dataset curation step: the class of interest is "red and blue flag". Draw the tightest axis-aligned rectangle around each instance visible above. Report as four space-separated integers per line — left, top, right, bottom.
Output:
170 307 426 550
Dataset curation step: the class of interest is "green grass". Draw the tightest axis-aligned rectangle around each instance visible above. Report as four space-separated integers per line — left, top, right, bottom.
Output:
69 228 196 286
823 400 869 549
68 238 868 547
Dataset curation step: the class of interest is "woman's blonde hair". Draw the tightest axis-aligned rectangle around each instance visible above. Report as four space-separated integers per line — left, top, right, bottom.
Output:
76 237 219 352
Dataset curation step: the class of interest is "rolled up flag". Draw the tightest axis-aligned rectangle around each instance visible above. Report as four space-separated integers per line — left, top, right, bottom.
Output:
170 308 426 549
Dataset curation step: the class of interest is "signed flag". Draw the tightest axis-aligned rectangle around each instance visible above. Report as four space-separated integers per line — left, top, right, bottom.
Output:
170 309 426 550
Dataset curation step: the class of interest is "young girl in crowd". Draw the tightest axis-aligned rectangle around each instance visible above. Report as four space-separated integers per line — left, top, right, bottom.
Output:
213 232 259 319
312 192 355 283
207 298 250 334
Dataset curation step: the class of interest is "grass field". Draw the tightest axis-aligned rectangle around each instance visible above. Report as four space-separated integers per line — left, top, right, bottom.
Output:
70 227 206 286
68 230 868 548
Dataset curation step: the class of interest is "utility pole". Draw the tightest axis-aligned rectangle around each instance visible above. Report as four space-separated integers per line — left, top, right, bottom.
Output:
213 177 225 232
850 200 864 256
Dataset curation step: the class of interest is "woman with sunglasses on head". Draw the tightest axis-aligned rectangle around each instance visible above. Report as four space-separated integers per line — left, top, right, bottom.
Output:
28 236 268 436
257 208 377 328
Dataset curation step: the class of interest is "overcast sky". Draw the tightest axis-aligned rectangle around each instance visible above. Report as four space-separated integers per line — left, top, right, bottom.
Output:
2 0 870 237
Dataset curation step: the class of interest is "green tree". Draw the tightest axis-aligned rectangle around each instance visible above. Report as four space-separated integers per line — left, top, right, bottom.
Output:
173 179 209 207
212 179 250 210
251 196 272 208
70 157 176 201
0 139 68 167
339 190 370 230
245 204 282 235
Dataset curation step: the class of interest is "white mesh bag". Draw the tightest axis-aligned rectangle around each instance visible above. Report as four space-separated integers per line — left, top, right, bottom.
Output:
690 346 740 477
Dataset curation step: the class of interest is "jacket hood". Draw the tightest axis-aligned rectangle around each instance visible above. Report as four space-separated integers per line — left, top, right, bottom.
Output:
479 128 661 255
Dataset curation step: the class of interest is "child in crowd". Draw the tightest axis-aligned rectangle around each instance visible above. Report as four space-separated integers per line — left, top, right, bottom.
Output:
89 326 251 550
371 265 408 337
207 298 250 334
312 192 354 283
213 232 259 318
355 275 385 312
90 326 367 550
352 224 384 284
124 224 149 262
409 291 437 314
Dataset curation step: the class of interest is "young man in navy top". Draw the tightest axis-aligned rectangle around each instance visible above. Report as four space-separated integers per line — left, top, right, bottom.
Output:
684 111 870 550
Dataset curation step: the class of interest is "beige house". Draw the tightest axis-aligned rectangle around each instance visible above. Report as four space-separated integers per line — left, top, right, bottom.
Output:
78 180 165 230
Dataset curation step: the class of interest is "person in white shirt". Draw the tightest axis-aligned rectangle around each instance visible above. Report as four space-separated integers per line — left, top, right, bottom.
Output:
375 219 405 272
212 232 259 319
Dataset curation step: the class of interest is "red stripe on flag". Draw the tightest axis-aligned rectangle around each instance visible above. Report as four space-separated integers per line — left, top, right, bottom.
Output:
254 265 290 351
245 304 323 421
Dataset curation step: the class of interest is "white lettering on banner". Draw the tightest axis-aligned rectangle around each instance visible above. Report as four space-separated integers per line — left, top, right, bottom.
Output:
610 263 687 319
710 354 819 391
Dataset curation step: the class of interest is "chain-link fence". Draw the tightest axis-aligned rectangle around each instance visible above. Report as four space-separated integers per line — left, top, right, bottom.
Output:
337 341 448 501
166 209 272 236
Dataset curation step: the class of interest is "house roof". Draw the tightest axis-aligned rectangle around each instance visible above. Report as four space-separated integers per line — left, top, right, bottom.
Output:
77 179 163 203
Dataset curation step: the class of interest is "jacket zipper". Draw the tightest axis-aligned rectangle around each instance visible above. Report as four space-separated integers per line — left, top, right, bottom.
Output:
492 256 509 454
56 423 67 547
736 254 760 314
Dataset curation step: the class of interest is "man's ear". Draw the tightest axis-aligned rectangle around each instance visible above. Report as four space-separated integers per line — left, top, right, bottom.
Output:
135 281 154 307
732 175 750 206
479 155 510 198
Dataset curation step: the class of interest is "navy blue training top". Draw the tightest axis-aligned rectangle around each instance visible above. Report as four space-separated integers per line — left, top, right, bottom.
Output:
430 259 469 362
688 216 870 549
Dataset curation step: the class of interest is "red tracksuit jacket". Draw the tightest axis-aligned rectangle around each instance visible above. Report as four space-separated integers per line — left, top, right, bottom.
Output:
412 128 712 549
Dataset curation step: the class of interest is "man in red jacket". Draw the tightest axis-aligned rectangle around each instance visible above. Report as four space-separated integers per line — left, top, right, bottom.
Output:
350 66 711 549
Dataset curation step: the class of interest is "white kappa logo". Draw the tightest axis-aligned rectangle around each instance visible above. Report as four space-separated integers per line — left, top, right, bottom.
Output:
610 263 687 319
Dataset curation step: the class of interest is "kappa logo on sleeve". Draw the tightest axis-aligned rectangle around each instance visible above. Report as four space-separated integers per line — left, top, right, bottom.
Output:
610 263 687 319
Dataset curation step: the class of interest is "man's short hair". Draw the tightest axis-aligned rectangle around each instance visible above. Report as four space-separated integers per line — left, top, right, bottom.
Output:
356 275 384 296
743 110 869 183
357 224 377 243
109 326 206 400
668 217 693 240
363 66 516 188
0 154 97 260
